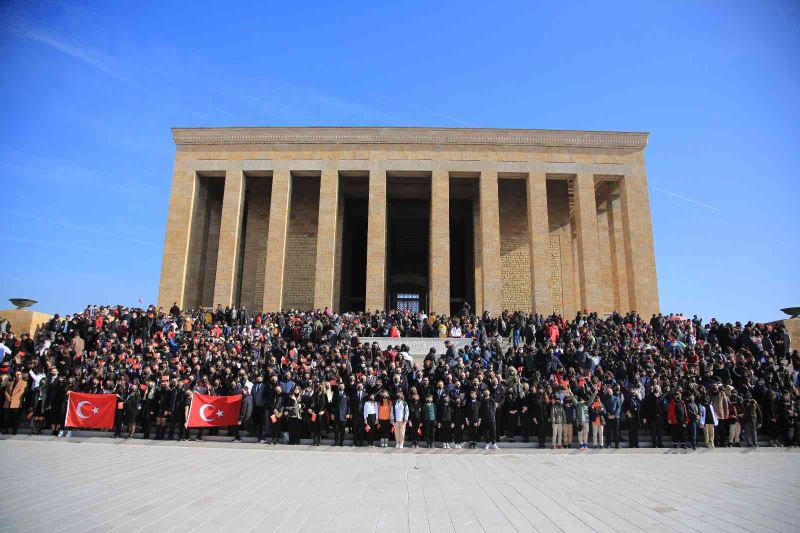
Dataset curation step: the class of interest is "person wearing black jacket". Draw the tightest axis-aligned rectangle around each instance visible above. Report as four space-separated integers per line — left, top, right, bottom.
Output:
350 384 368 447
465 389 481 449
623 390 642 448
531 388 550 449
642 385 666 448
452 395 465 448
155 380 175 440
309 385 328 446
332 383 349 446
480 388 499 449
164 383 182 440
408 392 423 448
270 387 285 445
176 388 191 441
251 375 267 443
437 395 453 448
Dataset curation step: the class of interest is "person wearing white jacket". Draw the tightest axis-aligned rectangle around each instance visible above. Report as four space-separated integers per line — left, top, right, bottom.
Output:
391 392 410 448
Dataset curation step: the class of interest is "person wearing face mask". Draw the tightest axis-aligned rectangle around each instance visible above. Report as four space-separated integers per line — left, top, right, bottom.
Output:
351 384 368 447
390 391 409 448
309 384 328 446
251 375 267 444
437 394 454 449
285 388 303 445
465 389 481 449
408 391 423 448
624 390 642 448
452 395 465 449
642 385 666 448
332 383 350 447
550 397 566 449
686 392 701 450
667 391 689 449
480 388 498 449
269 385 284 445
377 391 392 447
570 386 597 450
422 394 437 448
562 394 577 448
363 393 379 446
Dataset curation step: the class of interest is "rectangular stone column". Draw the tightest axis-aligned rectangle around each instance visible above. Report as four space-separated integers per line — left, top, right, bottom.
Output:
595 184 615 312
479 169 502 314
608 185 630 311
526 171 552 315
620 170 659 316
429 169 450 314
157 167 196 309
212 170 246 307
313 168 339 310
573 173 603 312
365 168 387 311
262 169 292 311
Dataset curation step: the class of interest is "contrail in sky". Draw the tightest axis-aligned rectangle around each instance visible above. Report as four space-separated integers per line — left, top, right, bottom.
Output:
651 185 721 212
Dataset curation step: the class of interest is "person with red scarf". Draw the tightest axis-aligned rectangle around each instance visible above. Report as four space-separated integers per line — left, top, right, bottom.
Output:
667 391 689 448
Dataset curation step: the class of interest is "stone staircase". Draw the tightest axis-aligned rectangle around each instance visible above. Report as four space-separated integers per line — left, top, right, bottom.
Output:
8 427 777 449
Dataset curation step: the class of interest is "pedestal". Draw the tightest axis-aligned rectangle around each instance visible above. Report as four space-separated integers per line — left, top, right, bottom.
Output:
0 309 53 337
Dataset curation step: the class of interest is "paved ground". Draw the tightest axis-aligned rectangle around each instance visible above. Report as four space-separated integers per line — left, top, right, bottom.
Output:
1 438 798 533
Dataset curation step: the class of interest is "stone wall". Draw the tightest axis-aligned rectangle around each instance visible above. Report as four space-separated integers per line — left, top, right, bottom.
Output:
499 179 532 311
282 176 320 309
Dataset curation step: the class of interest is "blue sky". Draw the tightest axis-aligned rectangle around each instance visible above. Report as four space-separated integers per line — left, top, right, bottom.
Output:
1 1 798 323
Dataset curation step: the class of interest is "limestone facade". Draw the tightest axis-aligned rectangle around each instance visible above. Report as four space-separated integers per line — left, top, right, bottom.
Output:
157 127 660 317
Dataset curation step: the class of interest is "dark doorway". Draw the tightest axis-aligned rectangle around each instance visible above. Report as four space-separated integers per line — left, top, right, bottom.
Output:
340 198 367 311
449 198 475 314
388 199 430 311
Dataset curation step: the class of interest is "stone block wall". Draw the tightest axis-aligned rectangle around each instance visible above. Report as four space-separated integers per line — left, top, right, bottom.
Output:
282 176 320 309
499 179 532 311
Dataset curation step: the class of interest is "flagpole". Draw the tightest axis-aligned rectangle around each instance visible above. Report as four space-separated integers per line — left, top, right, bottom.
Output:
63 390 71 428
186 390 195 429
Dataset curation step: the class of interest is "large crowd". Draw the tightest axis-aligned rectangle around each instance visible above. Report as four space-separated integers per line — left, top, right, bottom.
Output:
1 304 797 450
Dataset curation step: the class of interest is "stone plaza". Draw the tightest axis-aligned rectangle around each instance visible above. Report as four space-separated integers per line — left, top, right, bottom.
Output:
2 437 798 533
158 127 659 317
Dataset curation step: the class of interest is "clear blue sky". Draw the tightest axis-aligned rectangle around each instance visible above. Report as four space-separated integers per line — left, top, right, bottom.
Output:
1 1 798 323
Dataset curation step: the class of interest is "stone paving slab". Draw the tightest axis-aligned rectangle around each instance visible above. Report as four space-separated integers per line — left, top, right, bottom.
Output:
0 438 798 533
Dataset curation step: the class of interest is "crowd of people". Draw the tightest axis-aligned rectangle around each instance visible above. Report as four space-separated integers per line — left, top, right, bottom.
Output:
1 303 797 451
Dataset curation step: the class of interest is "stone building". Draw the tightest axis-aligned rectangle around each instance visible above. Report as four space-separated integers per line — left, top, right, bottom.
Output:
157 127 659 317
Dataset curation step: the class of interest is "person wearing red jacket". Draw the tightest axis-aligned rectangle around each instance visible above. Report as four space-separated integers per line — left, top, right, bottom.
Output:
667 392 689 449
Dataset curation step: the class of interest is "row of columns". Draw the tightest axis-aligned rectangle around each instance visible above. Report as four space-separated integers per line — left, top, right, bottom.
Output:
175 166 652 316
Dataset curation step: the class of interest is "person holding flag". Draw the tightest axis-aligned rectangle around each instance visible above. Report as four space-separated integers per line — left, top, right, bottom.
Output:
64 390 116 431
186 388 243 438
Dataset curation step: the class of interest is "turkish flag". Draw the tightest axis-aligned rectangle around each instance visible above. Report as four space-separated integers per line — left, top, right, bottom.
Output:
65 392 116 429
187 392 241 427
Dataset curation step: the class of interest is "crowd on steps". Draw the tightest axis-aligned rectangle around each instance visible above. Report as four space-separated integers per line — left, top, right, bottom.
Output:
0 304 797 450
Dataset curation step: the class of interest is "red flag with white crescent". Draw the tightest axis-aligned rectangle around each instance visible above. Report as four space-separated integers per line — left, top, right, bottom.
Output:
65 391 116 429
187 392 241 427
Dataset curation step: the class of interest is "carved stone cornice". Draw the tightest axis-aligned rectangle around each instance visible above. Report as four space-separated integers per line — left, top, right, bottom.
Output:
172 127 648 150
